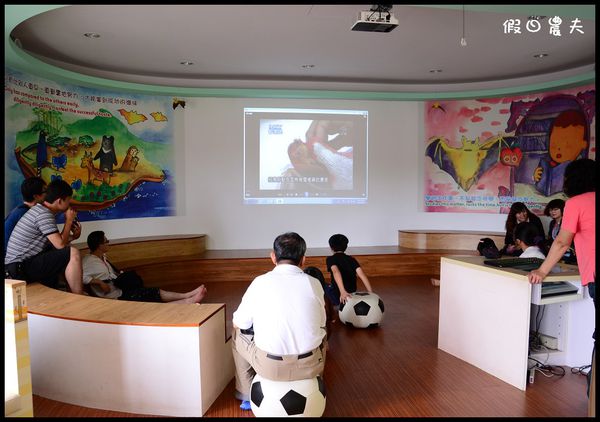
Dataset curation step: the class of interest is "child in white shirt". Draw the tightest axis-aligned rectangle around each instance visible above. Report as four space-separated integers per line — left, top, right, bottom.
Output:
514 221 546 259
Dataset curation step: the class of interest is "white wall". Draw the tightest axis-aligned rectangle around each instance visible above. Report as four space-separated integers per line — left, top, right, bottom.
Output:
81 97 522 250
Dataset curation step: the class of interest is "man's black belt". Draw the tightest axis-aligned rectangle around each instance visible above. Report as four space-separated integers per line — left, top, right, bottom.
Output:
266 350 314 360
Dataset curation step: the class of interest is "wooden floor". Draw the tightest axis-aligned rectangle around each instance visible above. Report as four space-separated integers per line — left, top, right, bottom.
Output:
32 275 590 417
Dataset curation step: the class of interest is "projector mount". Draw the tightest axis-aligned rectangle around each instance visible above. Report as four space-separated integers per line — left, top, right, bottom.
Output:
351 4 398 33
369 4 393 17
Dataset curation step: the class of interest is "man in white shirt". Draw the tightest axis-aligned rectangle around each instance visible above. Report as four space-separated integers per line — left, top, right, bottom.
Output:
231 232 327 410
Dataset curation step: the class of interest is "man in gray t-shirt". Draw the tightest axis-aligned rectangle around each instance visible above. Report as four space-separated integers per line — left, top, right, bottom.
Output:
4 179 84 294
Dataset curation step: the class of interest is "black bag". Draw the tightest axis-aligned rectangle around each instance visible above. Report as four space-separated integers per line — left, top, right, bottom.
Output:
477 238 501 259
113 270 145 290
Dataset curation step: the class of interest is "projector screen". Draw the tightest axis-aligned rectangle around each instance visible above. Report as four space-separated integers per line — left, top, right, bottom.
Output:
244 107 368 204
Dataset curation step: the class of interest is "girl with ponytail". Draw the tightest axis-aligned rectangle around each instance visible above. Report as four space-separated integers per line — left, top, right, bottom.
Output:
513 221 547 258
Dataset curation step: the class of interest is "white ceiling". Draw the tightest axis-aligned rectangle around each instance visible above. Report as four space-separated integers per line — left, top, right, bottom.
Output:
9 4 596 92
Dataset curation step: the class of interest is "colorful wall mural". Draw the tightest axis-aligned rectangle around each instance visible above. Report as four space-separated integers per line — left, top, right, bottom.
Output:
4 67 178 222
424 84 595 214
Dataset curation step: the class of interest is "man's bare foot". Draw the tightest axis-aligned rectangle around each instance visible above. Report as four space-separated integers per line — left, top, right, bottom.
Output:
180 287 207 304
191 285 207 303
189 284 206 297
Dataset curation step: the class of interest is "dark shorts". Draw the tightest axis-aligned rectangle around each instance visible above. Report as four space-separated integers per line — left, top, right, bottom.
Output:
18 247 71 288
118 287 162 303
323 282 340 306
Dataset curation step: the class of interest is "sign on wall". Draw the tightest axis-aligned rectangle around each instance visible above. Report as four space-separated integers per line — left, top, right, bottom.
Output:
4 67 179 221
424 84 595 214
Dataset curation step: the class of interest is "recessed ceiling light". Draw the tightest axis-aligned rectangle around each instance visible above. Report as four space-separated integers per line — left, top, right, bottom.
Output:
84 32 100 38
301 64 315 69
533 53 549 58
180 61 194 66
429 69 443 73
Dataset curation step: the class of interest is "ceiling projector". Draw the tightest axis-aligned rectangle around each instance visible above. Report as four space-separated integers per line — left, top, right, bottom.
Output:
351 9 398 32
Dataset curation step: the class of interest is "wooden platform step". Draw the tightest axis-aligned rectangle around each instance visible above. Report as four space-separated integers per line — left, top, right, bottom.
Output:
129 247 475 288
398 230 505 250
76 234 478 287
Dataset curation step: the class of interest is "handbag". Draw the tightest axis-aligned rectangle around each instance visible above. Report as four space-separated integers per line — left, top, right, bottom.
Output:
477 238 501 259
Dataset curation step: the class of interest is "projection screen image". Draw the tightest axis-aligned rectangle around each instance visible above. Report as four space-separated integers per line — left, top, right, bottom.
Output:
244 108 368 204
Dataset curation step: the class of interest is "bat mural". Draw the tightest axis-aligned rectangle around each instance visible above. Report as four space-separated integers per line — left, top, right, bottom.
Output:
424 84 595 214
425 134 509 192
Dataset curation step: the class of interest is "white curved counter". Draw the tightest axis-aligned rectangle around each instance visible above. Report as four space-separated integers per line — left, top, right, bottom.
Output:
26 283 234 416
437 256 594 391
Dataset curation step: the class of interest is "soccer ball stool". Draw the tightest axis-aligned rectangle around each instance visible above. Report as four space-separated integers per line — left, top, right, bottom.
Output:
250 374 326 417
338 291 384 328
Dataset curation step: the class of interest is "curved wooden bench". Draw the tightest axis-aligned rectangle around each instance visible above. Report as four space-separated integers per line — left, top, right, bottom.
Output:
26 282 233 417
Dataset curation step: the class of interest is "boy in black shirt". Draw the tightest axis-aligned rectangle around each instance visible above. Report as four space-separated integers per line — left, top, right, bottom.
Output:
326 233 373 305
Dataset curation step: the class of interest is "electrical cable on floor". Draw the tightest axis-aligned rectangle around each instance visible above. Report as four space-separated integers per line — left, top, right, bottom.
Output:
570 365 591 376
528 345 550 367
527 356 566 378
528 354 547 369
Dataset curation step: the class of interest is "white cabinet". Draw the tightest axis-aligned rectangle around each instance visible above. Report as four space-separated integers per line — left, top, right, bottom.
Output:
438 256 593 390
529 285 594 367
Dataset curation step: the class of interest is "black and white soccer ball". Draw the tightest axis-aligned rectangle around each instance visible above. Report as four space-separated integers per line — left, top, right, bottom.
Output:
338 291 384 328
250 374 326 417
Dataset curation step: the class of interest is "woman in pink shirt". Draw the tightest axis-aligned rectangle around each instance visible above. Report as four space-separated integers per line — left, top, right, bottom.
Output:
528 158 595 287
528 158 596 397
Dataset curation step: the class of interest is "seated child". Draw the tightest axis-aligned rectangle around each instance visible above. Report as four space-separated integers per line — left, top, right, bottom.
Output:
326 233 373 305
515 222 565 276
514 222 547 259
304 266 334 337
502 202 544 256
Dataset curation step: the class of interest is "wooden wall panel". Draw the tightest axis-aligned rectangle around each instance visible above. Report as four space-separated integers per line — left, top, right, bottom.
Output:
76 234 479 287
132 252 476 287
75 234 206 268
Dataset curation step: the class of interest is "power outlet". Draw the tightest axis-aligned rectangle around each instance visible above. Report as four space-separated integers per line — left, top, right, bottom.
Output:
539 334 558 349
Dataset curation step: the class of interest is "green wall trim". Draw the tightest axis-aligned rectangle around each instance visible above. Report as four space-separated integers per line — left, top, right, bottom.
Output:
422 5 595 20
5 5 596 101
